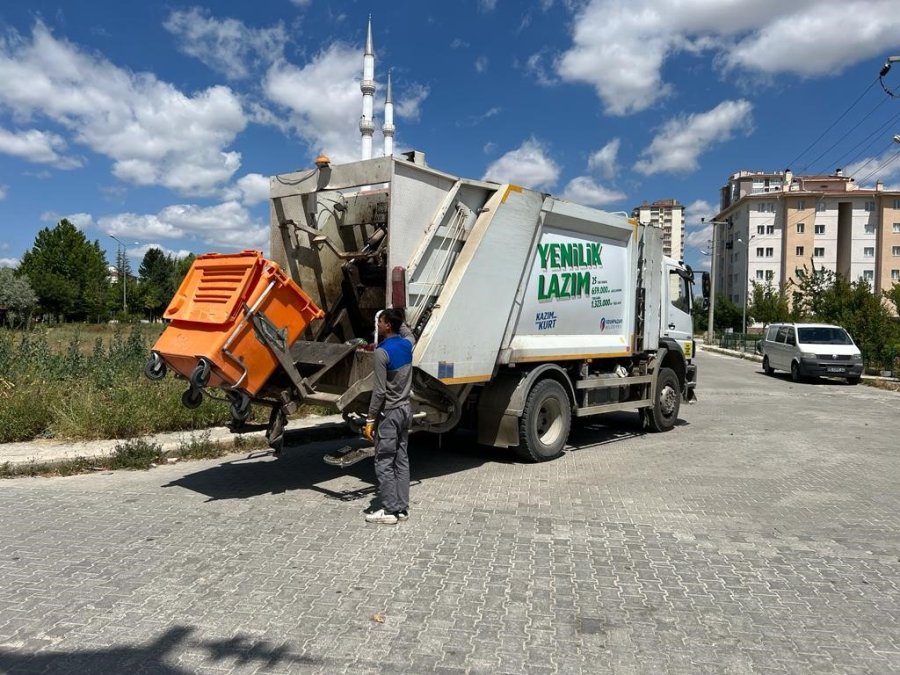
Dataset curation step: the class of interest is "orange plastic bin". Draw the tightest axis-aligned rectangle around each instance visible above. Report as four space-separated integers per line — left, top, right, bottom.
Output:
151 250 323 396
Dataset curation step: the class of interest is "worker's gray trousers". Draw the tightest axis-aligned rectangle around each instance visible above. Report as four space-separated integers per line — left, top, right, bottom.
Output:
374 402 411 514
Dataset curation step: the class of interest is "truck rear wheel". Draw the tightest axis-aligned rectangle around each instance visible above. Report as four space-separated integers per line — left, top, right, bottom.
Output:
516 379 571 462
647 367 680 432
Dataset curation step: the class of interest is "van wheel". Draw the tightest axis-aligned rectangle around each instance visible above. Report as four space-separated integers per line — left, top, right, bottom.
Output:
790 361 803 383
762 356 774 376
516 379 571 462
648 367 680 432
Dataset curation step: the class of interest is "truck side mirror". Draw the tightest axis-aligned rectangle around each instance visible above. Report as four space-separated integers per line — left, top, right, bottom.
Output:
701 272 710 299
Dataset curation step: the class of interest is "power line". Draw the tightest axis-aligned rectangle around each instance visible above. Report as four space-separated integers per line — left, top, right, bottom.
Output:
806 97 889 174
830 109 900 172
785 77 879 170
857 147 900 185
847 139 897 182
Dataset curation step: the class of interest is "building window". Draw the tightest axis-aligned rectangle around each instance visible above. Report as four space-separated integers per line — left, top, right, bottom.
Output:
766 224 775 234
795 267 803 277
893 223 900 233
797 200 805 210
815 224 825 234
756 270 764 280
865 201 875 212
894 199 900 209
796 246 804 256
814 247 825 257
796 222 805 233
757 225 765 234
893 246 900 256
756 247 764 256
816 202 826 212
863 270 874 283
765 247 774 257
864 247 875 257
765 270 774 280
892 269 900 282
864 223 876 234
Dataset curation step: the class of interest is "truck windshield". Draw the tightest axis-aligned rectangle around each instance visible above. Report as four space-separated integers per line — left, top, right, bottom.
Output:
797 327 853 345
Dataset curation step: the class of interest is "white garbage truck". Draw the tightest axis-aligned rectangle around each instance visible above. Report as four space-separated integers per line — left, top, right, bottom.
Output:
248 151 701 461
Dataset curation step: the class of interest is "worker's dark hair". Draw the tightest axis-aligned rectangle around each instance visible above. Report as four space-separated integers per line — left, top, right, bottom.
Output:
382 308 405 333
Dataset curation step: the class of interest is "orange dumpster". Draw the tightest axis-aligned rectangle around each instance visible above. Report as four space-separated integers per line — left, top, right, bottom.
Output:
150 250 323 396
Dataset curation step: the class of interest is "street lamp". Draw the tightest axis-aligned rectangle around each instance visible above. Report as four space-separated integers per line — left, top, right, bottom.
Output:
110 235 127 313
701 217 729 344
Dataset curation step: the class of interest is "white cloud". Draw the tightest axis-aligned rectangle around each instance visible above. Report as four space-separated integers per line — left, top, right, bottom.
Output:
475 56 488 73
559 176 626 206
39 211 94 228
97 201 268 251
587 138 620 180
556 0 898 116
0 22 247 196
844 147 900 187
395 83 430 123
525 51 557 86
289 0 313 7
0 127 82 168
634 100 753 175
684 199 718 250
223 172 270 205
450 38 470 49
479 0 499 11
482 138 560 190
483 141 497 154
264 43 386 162
163 8 286 80
722 1 900 76
0 258 19 268
0 185 6 200
129 243 194 261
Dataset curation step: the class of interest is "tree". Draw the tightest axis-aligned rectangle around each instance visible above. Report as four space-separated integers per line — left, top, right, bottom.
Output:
748 281 791 327
138 248 175 320
0 268 38 326
18 219 110 322
792 264 899 367
884 282 900 317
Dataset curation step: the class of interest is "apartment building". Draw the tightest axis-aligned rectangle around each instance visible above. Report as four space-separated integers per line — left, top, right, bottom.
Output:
633 199 684 260
713 169 900 316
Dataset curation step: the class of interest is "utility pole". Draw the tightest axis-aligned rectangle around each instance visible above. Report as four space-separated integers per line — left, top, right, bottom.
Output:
702 218 726 344
110 235 127 314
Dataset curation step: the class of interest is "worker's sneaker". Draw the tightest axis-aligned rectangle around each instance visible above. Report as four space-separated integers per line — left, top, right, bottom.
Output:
396 510 409 521
364 509 398 525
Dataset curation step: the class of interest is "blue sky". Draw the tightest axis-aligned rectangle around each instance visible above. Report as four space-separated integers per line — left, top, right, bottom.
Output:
1 0 899 274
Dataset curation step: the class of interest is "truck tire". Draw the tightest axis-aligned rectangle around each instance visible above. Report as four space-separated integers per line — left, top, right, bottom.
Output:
647 367 680 432
762 355 774 376
516 379 571 462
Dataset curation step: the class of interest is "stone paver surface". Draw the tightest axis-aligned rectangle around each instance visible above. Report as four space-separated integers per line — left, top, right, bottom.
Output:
1 351 899 673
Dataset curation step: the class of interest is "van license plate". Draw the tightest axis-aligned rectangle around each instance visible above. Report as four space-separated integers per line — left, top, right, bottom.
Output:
827 367 844 373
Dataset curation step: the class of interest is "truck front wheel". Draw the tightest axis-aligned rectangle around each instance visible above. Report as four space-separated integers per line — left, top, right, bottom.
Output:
517 379 571 462
647 367 680 432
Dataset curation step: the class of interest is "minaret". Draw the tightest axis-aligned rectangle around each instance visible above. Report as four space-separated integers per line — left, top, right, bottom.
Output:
383 70 395 157
359 16 375 160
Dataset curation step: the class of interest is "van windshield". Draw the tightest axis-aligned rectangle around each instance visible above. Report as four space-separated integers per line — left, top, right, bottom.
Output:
797 327 853 345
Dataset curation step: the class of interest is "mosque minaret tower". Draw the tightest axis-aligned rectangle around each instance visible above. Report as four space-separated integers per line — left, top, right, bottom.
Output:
382 70 394 157
359 16 375 160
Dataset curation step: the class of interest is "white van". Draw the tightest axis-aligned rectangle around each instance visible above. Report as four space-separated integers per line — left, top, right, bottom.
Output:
760 323 863 384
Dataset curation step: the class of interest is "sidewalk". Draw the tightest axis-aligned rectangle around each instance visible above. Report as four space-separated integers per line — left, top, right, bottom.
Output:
0 414 347 468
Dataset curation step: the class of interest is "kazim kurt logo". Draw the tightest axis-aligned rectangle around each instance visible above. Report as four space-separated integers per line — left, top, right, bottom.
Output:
599 317 606 332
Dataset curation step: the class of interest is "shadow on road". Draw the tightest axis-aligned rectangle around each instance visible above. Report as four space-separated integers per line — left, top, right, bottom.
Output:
754 370 857 386
0 626 319 674
163 428 513 502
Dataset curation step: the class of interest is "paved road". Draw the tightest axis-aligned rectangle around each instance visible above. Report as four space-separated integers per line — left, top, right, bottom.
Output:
1 351 899 674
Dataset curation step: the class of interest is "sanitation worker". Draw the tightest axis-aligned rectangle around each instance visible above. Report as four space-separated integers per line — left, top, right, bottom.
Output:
363 308 415 524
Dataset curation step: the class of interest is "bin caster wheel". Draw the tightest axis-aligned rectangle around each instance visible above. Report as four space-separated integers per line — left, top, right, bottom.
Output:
190 358 212 388
144 353 167 381
182 388 203 409
229 393 252 422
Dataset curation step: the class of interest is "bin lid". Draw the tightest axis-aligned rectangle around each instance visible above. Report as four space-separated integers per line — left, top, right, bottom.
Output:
163 250 264 325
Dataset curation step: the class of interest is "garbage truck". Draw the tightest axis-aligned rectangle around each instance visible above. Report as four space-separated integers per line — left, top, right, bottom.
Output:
145 151 702 461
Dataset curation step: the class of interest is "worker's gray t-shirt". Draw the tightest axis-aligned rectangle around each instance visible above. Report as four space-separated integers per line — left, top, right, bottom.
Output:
368 326 416 419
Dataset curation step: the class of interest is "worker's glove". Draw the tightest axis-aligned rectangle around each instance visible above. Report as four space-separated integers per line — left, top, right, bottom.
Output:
362 419 376 443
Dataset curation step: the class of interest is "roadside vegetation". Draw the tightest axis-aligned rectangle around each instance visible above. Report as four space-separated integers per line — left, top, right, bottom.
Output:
0 432 269 479
0 325 235 443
